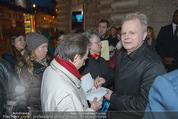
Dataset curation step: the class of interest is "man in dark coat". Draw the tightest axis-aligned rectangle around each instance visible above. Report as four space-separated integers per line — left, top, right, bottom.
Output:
156 9 178 72
96 12 166 119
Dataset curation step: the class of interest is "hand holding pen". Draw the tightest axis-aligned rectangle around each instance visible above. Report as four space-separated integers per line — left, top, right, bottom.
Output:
94 76 106 89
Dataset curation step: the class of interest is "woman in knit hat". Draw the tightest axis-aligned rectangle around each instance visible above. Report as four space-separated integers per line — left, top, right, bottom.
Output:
15 32 51 112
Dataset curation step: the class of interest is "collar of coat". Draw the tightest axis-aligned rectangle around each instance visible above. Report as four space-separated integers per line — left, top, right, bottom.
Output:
50 59 81 89
121 41 148 61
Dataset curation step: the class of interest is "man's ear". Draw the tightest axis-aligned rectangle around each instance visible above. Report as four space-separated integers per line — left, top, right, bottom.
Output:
143 31 147 41
73 54 80 63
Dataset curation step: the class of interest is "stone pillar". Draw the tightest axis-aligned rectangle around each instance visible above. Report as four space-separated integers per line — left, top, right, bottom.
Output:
56 0 71 33
85 0 101 30
110 0 139 27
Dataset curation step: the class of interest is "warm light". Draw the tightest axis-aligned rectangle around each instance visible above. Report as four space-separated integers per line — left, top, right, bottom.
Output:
53 16 55 18
55 9 57 12
33 4 36 8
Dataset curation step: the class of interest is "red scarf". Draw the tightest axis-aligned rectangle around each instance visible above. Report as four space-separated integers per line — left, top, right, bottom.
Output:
89 51 100 58
55 57 81 80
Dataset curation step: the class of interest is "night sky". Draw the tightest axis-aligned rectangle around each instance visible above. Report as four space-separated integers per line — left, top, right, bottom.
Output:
30 0 52 8
0 0 52 8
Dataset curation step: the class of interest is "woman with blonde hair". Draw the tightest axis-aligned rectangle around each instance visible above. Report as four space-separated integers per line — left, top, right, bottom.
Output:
2 33 26 67
16 32 51 112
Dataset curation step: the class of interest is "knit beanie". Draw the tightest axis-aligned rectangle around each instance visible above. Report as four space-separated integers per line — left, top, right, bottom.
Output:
26 32 48 51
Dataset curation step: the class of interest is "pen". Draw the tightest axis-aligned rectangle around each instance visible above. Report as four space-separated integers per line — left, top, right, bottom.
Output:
86 88 95 94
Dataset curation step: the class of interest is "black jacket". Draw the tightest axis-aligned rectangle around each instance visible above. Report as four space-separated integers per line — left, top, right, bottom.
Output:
108 35 119 47
156 24 178 59
79 55 114 84
2 52 18 68
104 41 166 118
0 58 26 117
156 24 178 71
16 59 51 111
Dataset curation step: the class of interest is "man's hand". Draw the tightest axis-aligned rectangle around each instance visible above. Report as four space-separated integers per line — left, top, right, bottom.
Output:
104 89 113 101
90 97 103 111
94 77 106 89
163 57 175 65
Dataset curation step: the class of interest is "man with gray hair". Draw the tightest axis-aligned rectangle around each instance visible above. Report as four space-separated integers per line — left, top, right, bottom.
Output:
96 12 166 118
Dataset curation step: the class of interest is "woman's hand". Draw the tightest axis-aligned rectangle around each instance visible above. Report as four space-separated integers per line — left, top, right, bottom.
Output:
94 77 106 89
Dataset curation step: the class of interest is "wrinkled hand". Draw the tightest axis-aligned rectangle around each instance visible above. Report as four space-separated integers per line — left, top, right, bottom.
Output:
104 89 113 101
94 77 106 89
163 57 175 65
90 97 103 111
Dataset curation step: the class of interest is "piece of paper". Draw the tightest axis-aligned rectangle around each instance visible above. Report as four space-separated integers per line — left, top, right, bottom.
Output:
86 87 106 102
101 40 110 61
81 73 107 101
81 73 94 93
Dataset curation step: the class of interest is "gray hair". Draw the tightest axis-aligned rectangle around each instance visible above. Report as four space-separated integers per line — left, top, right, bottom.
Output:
121 12 147 34
54 33 90 62
83 30 100 43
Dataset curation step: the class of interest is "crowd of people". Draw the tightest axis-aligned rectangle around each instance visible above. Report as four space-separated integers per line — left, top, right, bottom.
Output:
0 9 178 119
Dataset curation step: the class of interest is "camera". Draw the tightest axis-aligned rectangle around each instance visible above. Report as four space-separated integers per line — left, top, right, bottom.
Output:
146 36 150 40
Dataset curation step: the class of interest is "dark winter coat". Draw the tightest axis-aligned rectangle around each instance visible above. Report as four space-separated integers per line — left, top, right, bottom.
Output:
16 59 50 111
2 52 18 68
0 58 26 117
104 41 166 119
79 55 114 87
